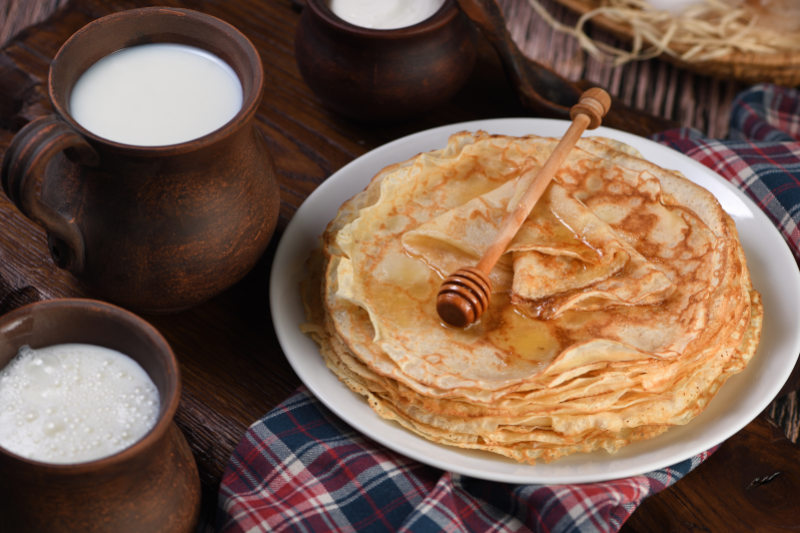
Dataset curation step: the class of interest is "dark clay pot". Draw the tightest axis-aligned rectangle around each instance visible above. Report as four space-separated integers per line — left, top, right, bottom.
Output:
295 0 478 122
0 299 200 533
0 8 280 313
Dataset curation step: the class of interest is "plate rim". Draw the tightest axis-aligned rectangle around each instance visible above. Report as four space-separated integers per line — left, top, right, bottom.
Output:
270 117 800 484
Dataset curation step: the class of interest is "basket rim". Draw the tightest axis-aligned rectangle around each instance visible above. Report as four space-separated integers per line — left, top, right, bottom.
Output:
548 0 800 82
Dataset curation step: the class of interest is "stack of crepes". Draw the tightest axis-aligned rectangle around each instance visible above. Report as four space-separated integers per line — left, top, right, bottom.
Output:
300 131 762 464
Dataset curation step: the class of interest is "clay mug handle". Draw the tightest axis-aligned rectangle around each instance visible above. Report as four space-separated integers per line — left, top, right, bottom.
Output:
1 115 98 273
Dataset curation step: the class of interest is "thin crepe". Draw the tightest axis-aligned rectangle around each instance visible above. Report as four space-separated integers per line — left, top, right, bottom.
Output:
300 131 762 464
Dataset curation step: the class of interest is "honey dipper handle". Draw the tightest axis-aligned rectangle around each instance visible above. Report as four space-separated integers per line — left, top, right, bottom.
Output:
475 88 611 274
436 88 610 328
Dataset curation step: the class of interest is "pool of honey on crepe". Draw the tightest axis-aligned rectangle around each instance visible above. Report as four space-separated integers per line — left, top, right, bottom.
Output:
300 131 762 464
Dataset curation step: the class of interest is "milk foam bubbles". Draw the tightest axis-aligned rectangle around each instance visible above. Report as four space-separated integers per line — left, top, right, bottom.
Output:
328 0 446 29
69 43 243 146
0 344 160 464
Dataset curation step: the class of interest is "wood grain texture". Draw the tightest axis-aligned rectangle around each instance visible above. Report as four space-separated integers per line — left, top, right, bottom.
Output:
500 0 746 138
770 391 800 443
0 0 69 45
620 414 800 533
0 1 797 532
457 0 678 137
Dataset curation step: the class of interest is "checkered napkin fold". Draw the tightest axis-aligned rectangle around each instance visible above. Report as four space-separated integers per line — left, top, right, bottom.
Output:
217 83 800 533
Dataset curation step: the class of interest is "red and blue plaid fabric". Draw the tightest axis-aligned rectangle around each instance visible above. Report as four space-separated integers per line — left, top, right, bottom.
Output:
217 387 715 533
217 83 800 533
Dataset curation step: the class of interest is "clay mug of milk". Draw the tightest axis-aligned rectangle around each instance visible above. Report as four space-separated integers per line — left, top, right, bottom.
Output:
0 7 279 313
295 0 478 122
0 298 200 533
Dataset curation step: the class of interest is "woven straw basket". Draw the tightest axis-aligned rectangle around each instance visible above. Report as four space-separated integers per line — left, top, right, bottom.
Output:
553 0 800 86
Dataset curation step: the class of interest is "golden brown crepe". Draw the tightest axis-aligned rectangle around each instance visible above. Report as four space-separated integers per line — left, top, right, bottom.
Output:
300 131 762 464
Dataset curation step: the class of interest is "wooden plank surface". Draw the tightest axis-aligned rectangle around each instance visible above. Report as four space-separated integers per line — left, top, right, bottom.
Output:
0 1 798 532
622 415 800 533
499 0 746 138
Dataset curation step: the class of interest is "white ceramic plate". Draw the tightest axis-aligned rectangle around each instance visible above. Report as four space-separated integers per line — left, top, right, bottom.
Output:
270 118 800 484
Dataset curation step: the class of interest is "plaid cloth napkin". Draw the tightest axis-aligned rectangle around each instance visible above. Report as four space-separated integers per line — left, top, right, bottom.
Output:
217 83 800 533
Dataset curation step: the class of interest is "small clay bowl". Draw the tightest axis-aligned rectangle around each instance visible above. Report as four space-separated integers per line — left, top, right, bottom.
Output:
295 0 478 122
0 299 200 533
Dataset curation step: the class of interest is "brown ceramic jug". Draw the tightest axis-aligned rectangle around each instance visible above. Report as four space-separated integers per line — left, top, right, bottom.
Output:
0 299 200 533
295 0 478 122
0 7 279 313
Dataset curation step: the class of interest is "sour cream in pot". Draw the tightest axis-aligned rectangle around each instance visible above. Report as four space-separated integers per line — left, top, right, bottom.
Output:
328 0 446 29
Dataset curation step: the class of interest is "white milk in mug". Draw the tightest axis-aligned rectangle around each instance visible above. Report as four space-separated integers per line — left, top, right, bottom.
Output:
0 344 160 464
69 43 243 146
328 0 446 29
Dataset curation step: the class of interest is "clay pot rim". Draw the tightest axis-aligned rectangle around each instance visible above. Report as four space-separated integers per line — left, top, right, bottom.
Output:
0 298 181 474
307 0 459 39
48 7 264 156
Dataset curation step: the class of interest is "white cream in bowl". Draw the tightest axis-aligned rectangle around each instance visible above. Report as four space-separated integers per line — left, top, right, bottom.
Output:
328 0 446 29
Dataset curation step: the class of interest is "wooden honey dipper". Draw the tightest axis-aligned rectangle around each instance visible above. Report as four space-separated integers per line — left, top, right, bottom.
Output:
436 87 611 328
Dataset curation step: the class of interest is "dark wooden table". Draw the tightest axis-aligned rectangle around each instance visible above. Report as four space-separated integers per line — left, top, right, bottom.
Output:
0 1 798 531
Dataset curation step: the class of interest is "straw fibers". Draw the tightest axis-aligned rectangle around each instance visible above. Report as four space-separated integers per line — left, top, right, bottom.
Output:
541 0 800 85
300 132 762 464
